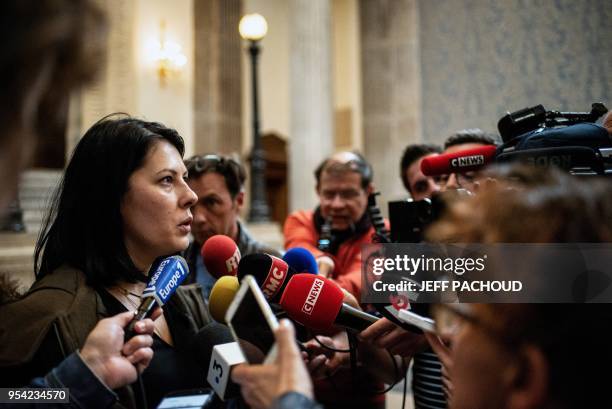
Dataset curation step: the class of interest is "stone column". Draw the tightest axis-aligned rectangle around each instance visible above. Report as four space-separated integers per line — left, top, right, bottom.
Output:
193 0 243 155
359 0 422 205
70 0 137 151
289 0 334 212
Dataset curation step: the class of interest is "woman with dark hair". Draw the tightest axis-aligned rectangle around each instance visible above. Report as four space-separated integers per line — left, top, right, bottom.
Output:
0 115 213 408
425 165 612 409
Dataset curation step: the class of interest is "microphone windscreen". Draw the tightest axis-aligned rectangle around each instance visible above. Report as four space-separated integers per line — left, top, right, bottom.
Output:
202 235 241 279
190 322 235 370
421 145 497 176
143 255 189 305
237 253 291 303
283 247 318 275
209 276 240 323
279 274 344 331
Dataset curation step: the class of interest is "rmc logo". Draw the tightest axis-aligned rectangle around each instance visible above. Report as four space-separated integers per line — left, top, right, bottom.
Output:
262 257 288 298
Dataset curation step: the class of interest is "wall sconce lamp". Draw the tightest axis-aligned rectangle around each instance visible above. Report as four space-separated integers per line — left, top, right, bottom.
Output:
151 20 187 87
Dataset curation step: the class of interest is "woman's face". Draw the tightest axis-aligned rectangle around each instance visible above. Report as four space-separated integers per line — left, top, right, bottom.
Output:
121 140 197 271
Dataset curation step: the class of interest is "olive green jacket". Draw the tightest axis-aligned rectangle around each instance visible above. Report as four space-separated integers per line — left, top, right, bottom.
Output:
0 265 211 409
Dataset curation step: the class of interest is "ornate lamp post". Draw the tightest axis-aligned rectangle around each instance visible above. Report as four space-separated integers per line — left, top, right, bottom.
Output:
239 13 270 222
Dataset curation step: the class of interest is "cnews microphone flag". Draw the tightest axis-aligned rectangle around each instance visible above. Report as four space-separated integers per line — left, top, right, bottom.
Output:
421 145 497 176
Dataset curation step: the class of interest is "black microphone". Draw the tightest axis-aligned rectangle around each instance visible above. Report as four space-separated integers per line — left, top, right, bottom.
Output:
191 322 244 401
237 253 297 303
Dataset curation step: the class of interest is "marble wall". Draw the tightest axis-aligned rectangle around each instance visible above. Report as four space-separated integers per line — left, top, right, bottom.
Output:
419 0 611 144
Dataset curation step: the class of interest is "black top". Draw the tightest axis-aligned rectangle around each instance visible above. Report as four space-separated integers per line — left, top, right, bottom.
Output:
98 289 205 409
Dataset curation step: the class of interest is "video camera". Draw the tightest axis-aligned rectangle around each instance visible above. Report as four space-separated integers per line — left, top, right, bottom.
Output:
385 102 610 243
496 102 611 175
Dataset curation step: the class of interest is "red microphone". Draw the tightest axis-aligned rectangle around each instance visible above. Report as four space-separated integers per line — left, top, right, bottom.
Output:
279 274 378 332
421 145 497 176
202 235 241 279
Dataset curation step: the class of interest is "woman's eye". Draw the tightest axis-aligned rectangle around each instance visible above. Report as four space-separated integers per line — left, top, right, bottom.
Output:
161 176 173 184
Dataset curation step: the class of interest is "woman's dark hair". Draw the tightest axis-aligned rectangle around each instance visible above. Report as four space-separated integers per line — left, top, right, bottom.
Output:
34 114 185 287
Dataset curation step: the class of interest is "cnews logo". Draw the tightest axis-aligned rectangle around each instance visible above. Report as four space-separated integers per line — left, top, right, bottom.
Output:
451 155 484 168
302 278 324 315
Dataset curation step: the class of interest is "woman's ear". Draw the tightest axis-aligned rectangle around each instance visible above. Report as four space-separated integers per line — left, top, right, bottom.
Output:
506 345 549 409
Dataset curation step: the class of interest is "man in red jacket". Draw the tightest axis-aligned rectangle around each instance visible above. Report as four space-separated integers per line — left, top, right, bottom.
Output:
284 151 389 409
284 151 386 300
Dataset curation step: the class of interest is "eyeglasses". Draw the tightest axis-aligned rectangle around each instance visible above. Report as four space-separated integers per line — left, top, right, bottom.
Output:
185 154 241 175
431 303 511 344
438 171 478 189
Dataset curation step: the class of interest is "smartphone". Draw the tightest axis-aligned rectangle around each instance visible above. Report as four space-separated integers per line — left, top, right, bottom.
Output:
157 389 213 409
397 308 436 333
225 275 279 364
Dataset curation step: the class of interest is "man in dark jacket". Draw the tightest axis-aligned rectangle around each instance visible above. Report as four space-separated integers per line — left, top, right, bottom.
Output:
183 154 280 299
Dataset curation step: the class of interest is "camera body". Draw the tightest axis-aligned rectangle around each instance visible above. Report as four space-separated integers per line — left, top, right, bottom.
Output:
496 103 611 175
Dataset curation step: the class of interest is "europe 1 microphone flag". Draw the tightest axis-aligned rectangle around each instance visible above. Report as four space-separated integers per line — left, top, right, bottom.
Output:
125 255 189 339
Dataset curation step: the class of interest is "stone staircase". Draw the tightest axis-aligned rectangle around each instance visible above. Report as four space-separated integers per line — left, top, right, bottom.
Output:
19 169 62 234
0 169 61 289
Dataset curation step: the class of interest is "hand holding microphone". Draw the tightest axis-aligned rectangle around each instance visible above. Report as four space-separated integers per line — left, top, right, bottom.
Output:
81 311 156 389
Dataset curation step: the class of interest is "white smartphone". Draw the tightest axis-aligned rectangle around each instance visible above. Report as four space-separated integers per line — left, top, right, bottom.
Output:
225 275 279 364
397 308 436 333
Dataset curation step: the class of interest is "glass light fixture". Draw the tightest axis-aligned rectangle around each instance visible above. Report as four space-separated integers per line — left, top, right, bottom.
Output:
239 13 268 41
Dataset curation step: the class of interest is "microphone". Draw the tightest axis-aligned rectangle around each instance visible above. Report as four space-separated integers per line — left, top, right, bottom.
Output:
190 322 244 401
237 253 294 303
208 276 240 323
279 273 378 332
202 235 241 279
421 145 497 176
282 247 318 275
126 255 189 338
